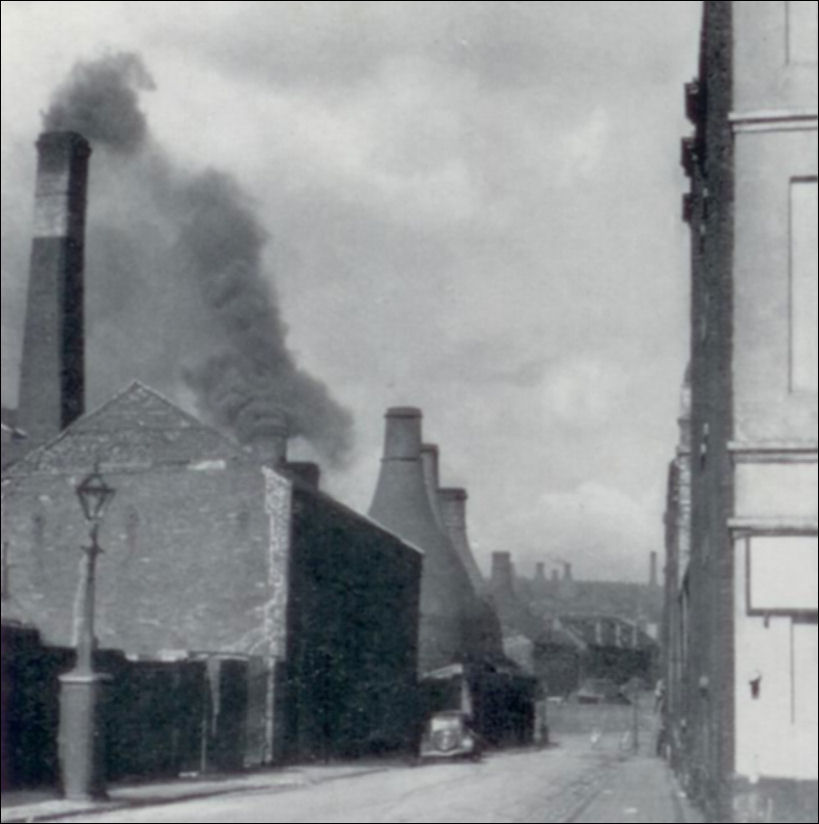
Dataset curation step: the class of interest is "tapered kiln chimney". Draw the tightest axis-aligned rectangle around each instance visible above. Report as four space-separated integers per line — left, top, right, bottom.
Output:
437 486 505 658
438 487 485 593
420 444 446 528
17 132 91 445
369 407 474 671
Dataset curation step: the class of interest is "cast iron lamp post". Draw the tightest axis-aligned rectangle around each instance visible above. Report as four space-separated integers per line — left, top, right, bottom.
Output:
58 466 115 800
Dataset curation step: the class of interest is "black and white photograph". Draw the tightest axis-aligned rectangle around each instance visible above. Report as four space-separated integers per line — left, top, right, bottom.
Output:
1 2 817 822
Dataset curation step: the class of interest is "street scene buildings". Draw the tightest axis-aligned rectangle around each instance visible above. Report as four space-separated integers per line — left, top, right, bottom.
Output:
664 1 818 821
1 2 817 823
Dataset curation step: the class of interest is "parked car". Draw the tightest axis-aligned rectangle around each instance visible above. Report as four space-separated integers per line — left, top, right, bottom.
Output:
419 710 482 761
574 678 630 704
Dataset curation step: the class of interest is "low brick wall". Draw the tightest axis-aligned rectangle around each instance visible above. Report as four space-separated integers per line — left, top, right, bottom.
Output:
1 624 257 790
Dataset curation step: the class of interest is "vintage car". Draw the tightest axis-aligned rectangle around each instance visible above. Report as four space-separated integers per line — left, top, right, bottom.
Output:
574 677 631 705
419 710 482 761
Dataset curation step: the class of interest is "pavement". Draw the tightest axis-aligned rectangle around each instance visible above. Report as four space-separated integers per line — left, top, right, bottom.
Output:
0 761 399 824
568 751 704 823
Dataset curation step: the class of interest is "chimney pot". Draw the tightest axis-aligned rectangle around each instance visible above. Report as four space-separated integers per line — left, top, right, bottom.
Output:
236 401 288 466
283 461 320 489
381 407 422 459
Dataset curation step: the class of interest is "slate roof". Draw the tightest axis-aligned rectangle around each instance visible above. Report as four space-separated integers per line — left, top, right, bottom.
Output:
2 381 249 475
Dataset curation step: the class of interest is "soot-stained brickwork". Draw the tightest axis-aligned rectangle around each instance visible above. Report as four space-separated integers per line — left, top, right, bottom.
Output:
1 382 282 657
1 381 423 765
283 486 422 759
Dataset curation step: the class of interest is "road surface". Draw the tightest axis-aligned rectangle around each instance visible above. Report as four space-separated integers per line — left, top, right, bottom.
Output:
38 733 699 824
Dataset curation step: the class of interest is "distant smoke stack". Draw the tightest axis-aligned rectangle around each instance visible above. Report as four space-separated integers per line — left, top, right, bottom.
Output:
438 488 485 593
283 461 320 490
535 562 546 581
17 131 91 445
563 562 573 581
369 407 474 671
650 551 658 587
490 552 515 596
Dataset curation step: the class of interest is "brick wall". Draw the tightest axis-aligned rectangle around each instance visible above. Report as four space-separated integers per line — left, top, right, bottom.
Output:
0 385 287 658
2 462 278 656
0 624 239 790
683 2 736 819
283 487 422 760
2 382 425 768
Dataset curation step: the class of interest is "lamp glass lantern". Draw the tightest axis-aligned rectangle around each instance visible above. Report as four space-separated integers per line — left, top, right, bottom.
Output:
76 468 116 524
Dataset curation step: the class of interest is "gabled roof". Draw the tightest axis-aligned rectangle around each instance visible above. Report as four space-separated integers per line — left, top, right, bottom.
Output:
292 482 424 558
3 381 249 475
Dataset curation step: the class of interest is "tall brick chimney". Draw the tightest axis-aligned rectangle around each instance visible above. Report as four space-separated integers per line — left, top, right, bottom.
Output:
369 407 474 671
17 132 91 445
650 550 658 588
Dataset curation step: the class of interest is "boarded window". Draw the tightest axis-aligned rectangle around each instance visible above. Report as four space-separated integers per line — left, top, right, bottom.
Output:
790 179 818 392
748 535 819 613
792 618 818 725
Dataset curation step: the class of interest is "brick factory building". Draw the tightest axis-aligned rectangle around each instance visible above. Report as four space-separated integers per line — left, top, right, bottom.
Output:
668 2 818 821
1 128 422 778
1 382 422 766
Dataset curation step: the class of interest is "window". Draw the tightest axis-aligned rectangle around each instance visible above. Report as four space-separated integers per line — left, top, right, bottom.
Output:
747 535 819 613
787 1 819 64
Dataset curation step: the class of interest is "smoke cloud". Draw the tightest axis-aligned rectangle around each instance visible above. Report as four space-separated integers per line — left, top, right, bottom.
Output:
45 53 155 153
43 51 353 464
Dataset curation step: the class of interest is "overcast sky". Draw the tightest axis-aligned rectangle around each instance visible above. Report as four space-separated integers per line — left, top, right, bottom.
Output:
1 1 702 582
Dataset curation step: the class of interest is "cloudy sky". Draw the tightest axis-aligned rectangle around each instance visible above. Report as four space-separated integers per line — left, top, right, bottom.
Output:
1 1 702 582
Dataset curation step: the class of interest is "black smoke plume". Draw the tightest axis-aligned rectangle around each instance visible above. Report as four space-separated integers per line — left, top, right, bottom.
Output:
43 51 353 464
45 53 154 152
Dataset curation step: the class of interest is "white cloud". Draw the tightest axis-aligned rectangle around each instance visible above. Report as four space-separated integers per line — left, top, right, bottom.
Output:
540 355 627 430
561 106 610 180
1 1 701 585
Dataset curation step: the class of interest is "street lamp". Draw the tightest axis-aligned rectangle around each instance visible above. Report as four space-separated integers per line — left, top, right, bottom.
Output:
58 465 115 800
